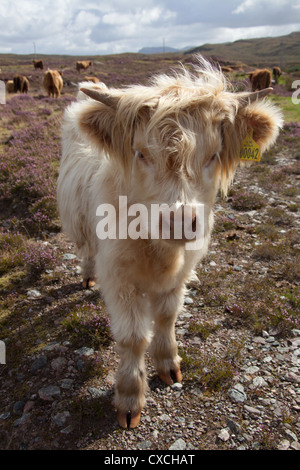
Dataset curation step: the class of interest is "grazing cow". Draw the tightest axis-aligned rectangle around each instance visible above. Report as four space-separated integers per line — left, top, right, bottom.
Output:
273 66 281 84
33 59 44 70
84 76 100 83
57 57 282 429
221 66 233 73
249 69 272 91
43 69 63 98
76 60 93 72
13 75 29 93
6 80 14 93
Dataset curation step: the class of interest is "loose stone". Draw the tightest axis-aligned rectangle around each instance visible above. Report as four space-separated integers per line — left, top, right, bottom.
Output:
169 438 186 450
38 385 61 401
228 384 247 403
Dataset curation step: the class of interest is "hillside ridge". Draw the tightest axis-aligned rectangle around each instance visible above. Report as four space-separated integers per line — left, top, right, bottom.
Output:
186 31 300 67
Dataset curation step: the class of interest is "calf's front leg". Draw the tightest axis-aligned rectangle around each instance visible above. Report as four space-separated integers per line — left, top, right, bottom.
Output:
81 255 97 289
149 286 185 385
115 337 149 428
104 285 152 429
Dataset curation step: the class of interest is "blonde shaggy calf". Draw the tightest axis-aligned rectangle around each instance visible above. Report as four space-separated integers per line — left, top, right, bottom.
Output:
57 57 282 429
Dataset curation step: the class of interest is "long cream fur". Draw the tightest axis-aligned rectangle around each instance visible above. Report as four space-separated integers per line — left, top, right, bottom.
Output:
57 56 283 427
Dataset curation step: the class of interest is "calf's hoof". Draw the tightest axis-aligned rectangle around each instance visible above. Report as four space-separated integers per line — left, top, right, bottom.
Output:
82 278 97 289
158 368 182 386
117 410 141 429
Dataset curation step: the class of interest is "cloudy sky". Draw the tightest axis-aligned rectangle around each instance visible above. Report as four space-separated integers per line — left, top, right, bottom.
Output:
0 0 299 55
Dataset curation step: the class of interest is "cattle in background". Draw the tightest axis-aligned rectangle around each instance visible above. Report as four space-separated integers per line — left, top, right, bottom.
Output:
43 69 63 98
273 66 282 84
76 60 93 72
33 59 44 70
249 69 272 91
84 76 100 83
13 75 29 93
57 58 282 429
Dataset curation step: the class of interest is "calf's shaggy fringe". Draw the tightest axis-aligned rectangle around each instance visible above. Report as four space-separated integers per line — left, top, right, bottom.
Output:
77 57 282 194
57 56 283 428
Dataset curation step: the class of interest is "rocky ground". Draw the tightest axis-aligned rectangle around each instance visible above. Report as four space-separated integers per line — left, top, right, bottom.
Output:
1 149 299 451
0 55 299 452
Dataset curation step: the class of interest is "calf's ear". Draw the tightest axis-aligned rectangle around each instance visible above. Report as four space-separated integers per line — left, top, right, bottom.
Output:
219 89 283 195
236 88 283 152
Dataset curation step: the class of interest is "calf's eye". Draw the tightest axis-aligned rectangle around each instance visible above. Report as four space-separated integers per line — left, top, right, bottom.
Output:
135 150 145 160
212 152 221 162
211 152 222 166
204 152 221 168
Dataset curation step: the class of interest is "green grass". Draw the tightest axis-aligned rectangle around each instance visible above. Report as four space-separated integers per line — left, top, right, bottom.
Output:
270 95 300 123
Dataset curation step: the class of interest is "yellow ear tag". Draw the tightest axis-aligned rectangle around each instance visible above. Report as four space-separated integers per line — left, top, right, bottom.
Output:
239 129 261 162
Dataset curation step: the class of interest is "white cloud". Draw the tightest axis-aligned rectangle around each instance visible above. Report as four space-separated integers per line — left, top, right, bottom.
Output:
233 0 257 14
102 7 175 26
72 11 100 31
213 24 300 43
233 0 296 15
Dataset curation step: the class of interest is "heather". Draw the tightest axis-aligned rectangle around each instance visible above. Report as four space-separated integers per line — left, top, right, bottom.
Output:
62 302 112 349
231 190 265 211
0 94 75 235
0 229 59 282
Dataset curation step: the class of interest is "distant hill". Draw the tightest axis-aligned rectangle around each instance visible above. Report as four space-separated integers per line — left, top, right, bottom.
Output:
138 46 179 54
186 32 300 68
138 45 196 54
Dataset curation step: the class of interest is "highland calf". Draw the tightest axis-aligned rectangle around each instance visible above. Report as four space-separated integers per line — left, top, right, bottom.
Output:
43 69 63 98
57 57 282 429
249 69 272 91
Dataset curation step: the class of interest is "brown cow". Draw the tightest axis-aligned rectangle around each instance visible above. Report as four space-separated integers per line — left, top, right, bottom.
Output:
43 69 63 98
76 60 93 72
249 69 272 91
33 59 44 70
273 66 281 84
84 76 100 83
13 75 29 93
